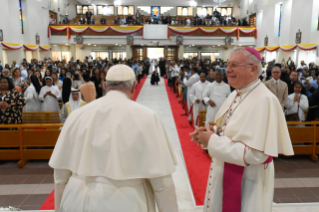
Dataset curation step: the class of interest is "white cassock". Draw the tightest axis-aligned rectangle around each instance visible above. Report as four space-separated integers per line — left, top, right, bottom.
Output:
189 80 210 126
23 84 41 111
204 79 294 212
285 93 309 121
38 85 61 111
49 91 178 212
203 81 231 125
183 73 199 119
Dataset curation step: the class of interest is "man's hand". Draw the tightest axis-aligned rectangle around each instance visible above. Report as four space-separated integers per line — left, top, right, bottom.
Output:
305 80 312 88
202 100 206 106
190 125 215 147
208 100 216 107
195 99 200 103
0 101 10 110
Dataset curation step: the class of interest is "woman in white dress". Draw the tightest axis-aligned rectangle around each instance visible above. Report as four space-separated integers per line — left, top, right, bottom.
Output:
23 75 42 111
39 76 61 111
285 82 309 121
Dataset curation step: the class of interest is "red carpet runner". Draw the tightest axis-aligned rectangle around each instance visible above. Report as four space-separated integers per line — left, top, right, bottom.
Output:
39 76 147 210
164 79 211 205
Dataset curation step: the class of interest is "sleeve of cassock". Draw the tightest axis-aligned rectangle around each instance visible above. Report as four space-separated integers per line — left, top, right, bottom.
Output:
149 174 178 212
189 84 197 104
202 84 211 104
208 134 269 166
54 169 72 212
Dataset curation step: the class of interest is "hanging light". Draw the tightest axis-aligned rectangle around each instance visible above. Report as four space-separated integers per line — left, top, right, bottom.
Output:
114 0 121 7
190 1 197 7
212 0 225 4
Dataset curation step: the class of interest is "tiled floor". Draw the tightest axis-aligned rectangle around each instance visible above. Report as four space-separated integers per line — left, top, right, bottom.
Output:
0 161 53 210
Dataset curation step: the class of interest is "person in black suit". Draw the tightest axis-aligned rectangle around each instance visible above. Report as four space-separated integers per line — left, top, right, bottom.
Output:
127 14 133 24
195 17 202 26
306 72 319 121
114 17 120 25
100 16 106 25
159 58 166 77
145 16 152 24
136 10 141 19
62 14 70 24
86 10 93 24
79 15 85 24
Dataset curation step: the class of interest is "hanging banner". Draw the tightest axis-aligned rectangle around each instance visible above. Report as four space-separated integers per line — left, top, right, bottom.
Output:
48 26 69 38
199 27 219 34
280 45 297 52
168 27 199 38
23 44 39 51
69 26 89 33
265 46 280 52
218 27 238 34
90 26 109 33
110 26 143 34
238 27 257 39
39 45 52 51
297 43 319 51
1 42 23 50
256 47 266 52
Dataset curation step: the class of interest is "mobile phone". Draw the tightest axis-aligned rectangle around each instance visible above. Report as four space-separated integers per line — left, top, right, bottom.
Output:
299 73 302 78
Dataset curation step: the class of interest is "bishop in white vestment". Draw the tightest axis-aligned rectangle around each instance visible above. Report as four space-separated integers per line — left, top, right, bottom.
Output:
191 47 294 212
203 70 231 125
189 73 210 126
49 65 178 212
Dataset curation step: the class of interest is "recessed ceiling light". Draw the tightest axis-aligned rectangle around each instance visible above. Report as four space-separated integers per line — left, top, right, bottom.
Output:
119 45 122 46
239 44 242 46
88 44 91 45
94 45 96 46
213 46 215 47
65 44 68 45
115 44 118 45
192 44 195 46
218 45 220 46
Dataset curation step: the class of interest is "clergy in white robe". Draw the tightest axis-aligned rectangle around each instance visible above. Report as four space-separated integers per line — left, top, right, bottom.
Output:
183 67 200 120
285 82 309 121
49 65 178 212
203 70 231 125
23 75 41 111
38 76 61 111
191 47 294 212
189 72 210 126
60 88 86 123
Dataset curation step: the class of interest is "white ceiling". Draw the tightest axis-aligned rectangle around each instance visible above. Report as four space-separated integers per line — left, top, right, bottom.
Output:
75 0 238 7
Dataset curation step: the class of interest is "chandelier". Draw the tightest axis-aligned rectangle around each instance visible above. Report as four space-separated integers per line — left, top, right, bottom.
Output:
213 0 225 4
190 1 197 7
114 0 121 7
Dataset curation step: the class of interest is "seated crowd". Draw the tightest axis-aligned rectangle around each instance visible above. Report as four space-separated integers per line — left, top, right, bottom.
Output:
164 55 319 126
1 55 318 125
0 57 151 124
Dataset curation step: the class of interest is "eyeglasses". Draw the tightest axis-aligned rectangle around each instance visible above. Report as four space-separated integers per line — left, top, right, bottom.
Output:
228 63 254 69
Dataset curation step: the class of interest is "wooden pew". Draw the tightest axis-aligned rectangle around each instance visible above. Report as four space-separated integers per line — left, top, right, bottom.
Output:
22 112 61 124
0 124 63 167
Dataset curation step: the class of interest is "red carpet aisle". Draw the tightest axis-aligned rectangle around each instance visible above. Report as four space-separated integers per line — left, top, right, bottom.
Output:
164 79 211 205
39 76 147 210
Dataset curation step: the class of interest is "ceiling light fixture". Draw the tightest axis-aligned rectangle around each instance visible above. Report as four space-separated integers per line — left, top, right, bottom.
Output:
190 1 197 7
94 45 96 46
218 45 220 46
212 0 225 4
88 44 91 45
114 0 121 7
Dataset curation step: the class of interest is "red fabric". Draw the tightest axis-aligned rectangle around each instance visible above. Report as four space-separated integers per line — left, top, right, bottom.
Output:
298 46 317 51
168 27 199 35
39 190 55 210
263 156 273 164
39 46 52 51
39 76 146 210
110 27 143 35
222 163 245 212
23 45 38 51
164 79 210 205
1 43 23 50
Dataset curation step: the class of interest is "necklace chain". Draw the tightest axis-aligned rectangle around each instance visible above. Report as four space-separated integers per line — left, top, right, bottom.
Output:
219 82 262 133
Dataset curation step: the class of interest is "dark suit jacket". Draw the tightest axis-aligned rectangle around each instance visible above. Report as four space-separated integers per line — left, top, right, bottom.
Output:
307 87 319 121
100 18 106 24
86 11 93 19
79 18 85 24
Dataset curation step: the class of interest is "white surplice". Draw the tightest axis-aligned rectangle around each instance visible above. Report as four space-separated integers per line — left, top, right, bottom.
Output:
285 93 309 121
203 81 231 125
49 91 178 212
189 80 210 126
183 73 199 118
204 79 294 212
23 84 41 111
38 85 61 111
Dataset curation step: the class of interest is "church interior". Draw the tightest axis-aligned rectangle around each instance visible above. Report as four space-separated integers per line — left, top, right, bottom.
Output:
0 0 319 211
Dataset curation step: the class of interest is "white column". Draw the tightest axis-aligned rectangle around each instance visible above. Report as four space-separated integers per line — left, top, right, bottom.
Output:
32 49 41 60
126 45 132 59
0 44 4 65
178 45 184 60
70 44 76 60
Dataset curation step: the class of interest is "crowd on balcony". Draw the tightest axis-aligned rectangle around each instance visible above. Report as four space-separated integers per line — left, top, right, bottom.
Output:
50 10 249 26
0 52 318 125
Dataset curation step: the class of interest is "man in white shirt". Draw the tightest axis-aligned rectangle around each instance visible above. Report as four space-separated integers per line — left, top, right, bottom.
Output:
190 72 210 126
297 60 307 70
172 61 182 93
49 15 56 24
203 69 231 125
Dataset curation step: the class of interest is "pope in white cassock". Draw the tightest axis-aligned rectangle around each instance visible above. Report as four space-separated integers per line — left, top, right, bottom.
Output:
49 65 178 212
191 47 294 212
202 70 231 125
189 72 210 126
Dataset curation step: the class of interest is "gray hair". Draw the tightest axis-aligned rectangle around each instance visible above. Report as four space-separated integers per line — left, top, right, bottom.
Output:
105 78 136 91
271 66 281 73
230 47 263 75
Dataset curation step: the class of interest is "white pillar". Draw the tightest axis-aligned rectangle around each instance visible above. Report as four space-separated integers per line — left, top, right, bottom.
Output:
126 45 132 59
178 45 184 60
70 44 76 60
0 44 4 66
